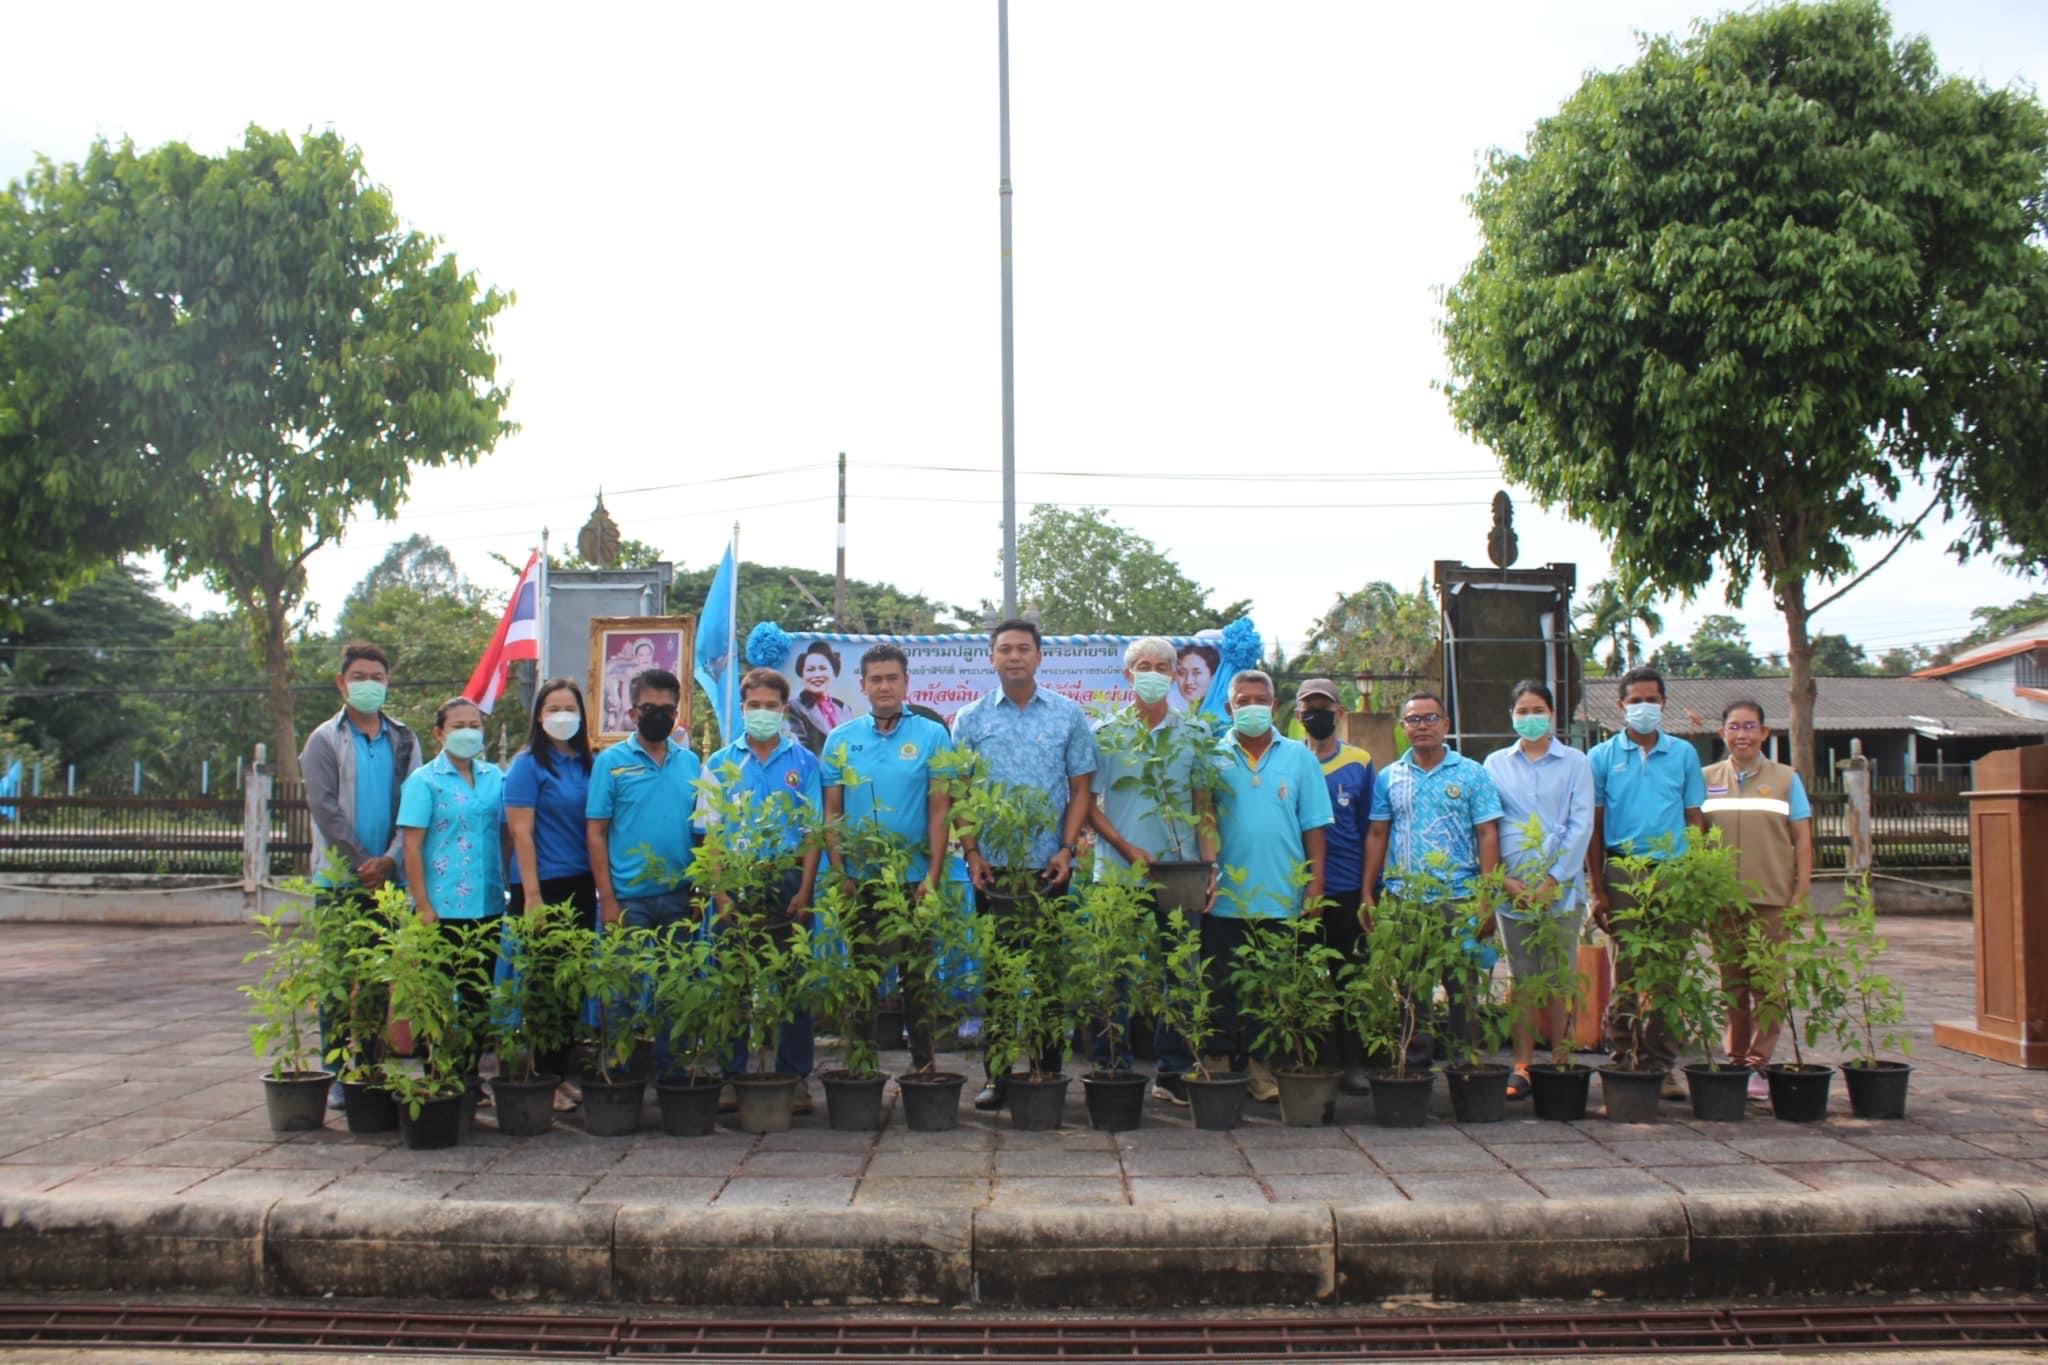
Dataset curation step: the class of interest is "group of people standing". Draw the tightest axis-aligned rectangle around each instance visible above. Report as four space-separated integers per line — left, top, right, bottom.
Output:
300 624 1810 1116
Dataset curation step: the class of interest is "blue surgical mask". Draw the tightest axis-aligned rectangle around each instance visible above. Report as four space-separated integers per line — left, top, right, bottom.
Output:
1131 672 1172 705
346 680 387 714
1512 713 1553 742
1231 704 1273 738
1624 702 1663 734
442 728 484 760
743 708 784 741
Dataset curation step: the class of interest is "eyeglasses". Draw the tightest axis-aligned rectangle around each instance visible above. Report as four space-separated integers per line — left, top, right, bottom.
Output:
1724 721 1761 734
1401 713 1444 727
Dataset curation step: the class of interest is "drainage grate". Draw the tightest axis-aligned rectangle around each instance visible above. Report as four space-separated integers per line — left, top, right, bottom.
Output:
4 1301 2048 1358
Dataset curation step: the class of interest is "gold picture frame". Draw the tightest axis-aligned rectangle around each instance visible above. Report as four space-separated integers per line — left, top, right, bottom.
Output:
588 615 696 746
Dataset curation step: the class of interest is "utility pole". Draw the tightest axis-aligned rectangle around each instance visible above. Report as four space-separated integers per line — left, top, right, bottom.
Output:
998 0 1018 618
834 451 848 629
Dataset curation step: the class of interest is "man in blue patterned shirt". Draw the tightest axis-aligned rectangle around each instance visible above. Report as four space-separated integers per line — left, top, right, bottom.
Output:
952 618 1099 1108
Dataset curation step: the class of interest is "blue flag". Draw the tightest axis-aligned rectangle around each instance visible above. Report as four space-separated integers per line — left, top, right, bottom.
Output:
0 759 19 822
694 544 737 740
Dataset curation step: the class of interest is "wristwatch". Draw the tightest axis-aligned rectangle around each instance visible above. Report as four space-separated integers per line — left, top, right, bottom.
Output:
1060 841 1078 856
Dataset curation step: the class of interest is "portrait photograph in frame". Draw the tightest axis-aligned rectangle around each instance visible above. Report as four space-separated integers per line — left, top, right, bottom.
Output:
588 615 695 745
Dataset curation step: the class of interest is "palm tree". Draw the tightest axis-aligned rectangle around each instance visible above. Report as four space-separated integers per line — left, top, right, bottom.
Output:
1575 576 1664 676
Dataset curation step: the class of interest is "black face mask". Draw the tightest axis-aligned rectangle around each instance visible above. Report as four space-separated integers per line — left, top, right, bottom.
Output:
1300 710 1338 741
636 705 677 743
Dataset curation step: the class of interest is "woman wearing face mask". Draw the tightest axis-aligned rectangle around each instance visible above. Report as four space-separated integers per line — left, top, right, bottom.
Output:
396 697 509 1078
505 678 598 929
1481 681 1595 1100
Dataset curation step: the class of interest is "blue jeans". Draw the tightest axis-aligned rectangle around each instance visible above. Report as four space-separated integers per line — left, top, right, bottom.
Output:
719 874 815 1080
623 888 698 1079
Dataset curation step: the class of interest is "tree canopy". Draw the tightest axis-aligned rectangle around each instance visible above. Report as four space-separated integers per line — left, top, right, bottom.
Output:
1297 580 1440 712
1008 506 1250 635
0 126 513 777
1442 0 2048 778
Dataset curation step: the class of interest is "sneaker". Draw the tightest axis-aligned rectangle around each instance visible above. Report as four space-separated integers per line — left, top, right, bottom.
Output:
973 1081 1005 1111
1747 1071 1771 1102
1151 1073 1189 1106
1201 1054 1237 1078
1247 1057 1280 1103
791 1081 814 1116
327 1080 346 1111
1660 1073 1687 1101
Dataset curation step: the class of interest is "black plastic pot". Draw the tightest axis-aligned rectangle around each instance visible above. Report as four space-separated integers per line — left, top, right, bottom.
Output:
488 1073 561 1138
1598 1065 1666 1123
982 889 1036 918
899 1072 967 1131
1368 1069 1436 1128
581 1075 646 1137
261 1070 334 1134
655 1076 723 1137
1082 1070 1147 1132
1006 1073 1070 1131
1843 1061 1912 1119
340 1079 398 1135
1269 1066 1338 1127
1766 1063 1835 1123
1683 1064 1752 1123
1185 1071 1248 1131
822 1070 888 1132
733 1073 799 1134
1445 1064 1509 1124
1529 1063 1593 1121
398 1092 464 1150
1146 859 1214 918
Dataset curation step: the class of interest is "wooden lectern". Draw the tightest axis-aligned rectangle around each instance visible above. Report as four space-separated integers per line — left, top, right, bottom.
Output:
1934 744 2048 1068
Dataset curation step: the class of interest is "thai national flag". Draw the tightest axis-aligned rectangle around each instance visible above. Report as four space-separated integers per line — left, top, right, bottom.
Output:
464 550 541 714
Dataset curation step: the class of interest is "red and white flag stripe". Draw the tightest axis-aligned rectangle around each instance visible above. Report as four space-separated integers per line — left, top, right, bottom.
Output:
463 550 541 714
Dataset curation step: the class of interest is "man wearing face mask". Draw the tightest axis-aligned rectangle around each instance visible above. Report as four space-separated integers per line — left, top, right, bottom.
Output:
1208 670 1333 1103
586 668 701 937
1587 665 1708 1095
301 640 421 1107
1294 678 1376 1093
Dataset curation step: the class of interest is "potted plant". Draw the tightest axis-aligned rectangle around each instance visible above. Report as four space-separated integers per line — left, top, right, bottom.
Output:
1347 891 1464 1128
1154 907 1246 1130
483 898 581 1137
1099 716 1227 916
1512 906 1594 1120
318 880 406 1134
980 924 1072 1130
554 918 654 1136
642 925 732 1136
878 880 986 1130
1066 861 1160 1132
938 748 1058 915
1747 902 1847 1123
800 886 889 1132
1231 905 1344 1127
362 915 490 1149
241 904 334 1133
1439 866 1512 1123
1830 877 1912 1119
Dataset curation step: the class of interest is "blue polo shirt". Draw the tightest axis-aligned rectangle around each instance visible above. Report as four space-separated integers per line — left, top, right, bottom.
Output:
821 712 953 881
1370 749 1504 904
351 720 396 868
952 686 1099 868
503 748 592 884
1316 743 1375 895
586 735 700 899
1091 707 1213 873
1214 735 1335 919
395 753 505 920
706 734 823 855
1590 729 1706 860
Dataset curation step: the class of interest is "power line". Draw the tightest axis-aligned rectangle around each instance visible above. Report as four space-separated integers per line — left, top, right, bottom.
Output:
864 461 1502 483
851 493 1494 511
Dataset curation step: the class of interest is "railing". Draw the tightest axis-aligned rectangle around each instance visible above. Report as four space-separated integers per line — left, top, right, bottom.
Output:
0 778 311 878
1809 783 1969 871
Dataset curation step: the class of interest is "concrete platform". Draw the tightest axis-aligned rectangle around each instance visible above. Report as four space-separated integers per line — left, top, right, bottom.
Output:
3 915 2046 1306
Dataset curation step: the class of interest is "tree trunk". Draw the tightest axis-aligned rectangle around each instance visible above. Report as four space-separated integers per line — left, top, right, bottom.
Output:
1780 580 1818 785
262 591 302 783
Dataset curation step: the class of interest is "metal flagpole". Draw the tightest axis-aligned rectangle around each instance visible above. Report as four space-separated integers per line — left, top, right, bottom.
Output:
998 0 1018 618
537 527 550 683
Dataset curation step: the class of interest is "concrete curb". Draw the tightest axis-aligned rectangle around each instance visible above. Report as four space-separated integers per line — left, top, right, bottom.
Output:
4 1185 2046 1307
1335 1195 1690 1302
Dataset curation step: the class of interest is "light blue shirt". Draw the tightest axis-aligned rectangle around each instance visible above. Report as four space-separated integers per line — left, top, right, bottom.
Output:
1589 729 1706 860
1369 749 1504 904
396 753 505 920
1483 739 1595 918
350 721 396 881
821 711 953 882
503 749 592 884
707 734 822 856
1214 735 1335 919
952 685 1099 868
586 735 701 899
1091 707 1211 873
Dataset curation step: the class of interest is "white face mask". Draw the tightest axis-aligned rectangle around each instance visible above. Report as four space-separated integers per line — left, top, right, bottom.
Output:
541 710 582 742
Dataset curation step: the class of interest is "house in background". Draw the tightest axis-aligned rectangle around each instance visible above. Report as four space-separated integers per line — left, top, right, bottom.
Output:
1912 622 2048 725
1576 674 2048 788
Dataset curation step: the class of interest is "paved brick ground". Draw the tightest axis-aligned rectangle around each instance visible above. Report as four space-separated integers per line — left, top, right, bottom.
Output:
2 912 2042 1210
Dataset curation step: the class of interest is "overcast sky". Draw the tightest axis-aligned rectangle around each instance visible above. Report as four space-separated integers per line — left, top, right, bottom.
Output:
5 1 2044 663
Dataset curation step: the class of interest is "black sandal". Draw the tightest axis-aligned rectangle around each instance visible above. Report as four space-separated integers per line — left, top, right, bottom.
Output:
1506 1068 1533 1101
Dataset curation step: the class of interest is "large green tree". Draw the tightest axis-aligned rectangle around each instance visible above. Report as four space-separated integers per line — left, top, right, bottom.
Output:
1442 0 2048 779
1299 579 1440 712
0 126 513 778
1008 506 1250 635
